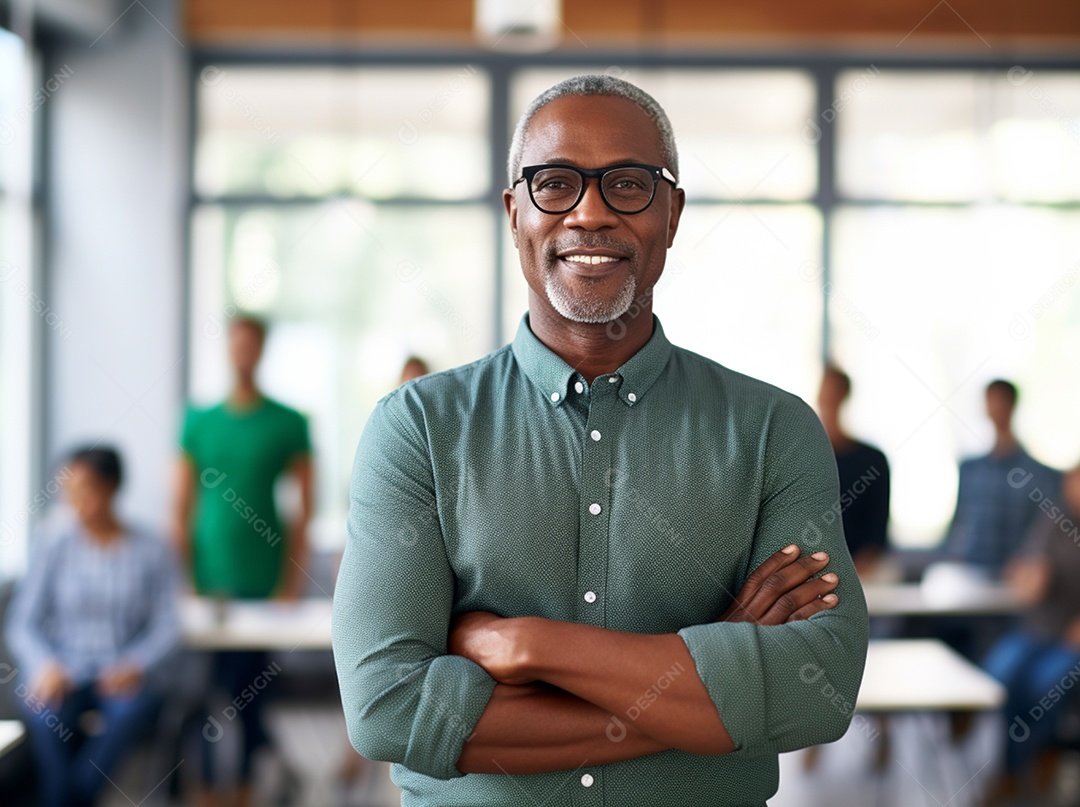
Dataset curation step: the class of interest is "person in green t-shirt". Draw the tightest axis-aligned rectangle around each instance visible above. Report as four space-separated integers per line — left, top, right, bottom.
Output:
173 314 313 807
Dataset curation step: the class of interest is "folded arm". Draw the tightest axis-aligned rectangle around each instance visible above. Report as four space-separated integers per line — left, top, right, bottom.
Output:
452 545 842 763
457 683 667 774
676 400 869 755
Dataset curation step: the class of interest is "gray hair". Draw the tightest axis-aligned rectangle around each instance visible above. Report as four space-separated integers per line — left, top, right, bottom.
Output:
507 74 679 187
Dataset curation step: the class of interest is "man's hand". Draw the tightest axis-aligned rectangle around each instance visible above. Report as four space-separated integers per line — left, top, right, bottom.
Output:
448 612 536 685
97 663 144 697
717 545 839 625
32 662 72 708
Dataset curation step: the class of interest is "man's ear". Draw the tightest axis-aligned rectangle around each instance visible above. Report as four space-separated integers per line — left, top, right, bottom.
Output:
666 187 686 248
503 188 520 248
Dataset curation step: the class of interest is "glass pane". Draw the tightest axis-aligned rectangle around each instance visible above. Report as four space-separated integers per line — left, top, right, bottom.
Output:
659 205 823 400
0 28 34 578
831 205 1080 548
195 66 490 200
837 71 983 202
0 27 25 193
189 203 496 550
510 68 817 200
838 68 1080 203
990 71 1080 202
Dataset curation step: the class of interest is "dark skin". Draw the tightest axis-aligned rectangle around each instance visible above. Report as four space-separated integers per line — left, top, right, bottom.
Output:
985 386 1019 457
451 95 843 774
505 96 683 384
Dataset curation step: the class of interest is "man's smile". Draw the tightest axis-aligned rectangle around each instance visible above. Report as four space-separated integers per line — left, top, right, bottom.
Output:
557 254 627 279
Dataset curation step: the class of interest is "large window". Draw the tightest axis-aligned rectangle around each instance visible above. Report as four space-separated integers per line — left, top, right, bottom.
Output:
831 70 1080 546
190 58 1080 551
190 65 493 549
0 26 36 577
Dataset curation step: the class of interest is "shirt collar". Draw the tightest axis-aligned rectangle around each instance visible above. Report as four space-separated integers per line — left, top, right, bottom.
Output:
511 313 673 408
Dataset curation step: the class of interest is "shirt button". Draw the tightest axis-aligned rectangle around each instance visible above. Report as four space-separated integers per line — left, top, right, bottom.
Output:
575 381 584 394
581 773 595 787
550 392 560 402
590 429 601 441
608 376 618 384
589 503 602 515
627 393 637 402
584 591 597 603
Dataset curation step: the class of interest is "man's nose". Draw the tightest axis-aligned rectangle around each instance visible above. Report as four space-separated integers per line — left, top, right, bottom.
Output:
562 178 619 229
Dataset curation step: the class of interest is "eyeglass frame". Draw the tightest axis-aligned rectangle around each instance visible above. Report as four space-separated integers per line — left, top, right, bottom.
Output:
512 163 679 215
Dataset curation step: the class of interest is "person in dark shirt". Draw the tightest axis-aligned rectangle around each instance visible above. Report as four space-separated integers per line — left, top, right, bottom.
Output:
817 365 891 576
983 462 1080 798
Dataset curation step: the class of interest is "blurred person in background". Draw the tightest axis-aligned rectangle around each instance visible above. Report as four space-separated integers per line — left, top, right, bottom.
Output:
6 446 180 807
399 355 430 384
944 379 1061 579
983 462 1080 803
816 364 891 577
173 314 314 807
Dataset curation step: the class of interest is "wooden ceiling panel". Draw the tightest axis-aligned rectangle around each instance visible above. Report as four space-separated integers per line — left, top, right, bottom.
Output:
183 0 1080 47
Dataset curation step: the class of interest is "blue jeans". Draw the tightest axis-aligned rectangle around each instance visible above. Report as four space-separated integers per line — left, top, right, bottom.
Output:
19 680 162 807
984 630 1080 774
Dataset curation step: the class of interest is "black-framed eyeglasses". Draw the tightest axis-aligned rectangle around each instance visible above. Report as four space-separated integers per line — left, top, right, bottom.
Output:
513 163 678 215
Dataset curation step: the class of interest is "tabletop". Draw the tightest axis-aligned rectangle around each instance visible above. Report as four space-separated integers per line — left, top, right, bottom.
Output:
856 639 1005 712
0 720 25 758
180 598 1006 713
180 597 332 651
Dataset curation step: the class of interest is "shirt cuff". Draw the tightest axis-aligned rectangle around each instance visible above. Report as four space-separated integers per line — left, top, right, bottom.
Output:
678 621 767 752
404 654 498 780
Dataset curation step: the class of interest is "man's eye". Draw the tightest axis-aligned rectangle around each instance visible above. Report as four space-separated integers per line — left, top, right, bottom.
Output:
535 179 576 193
610 178 648 191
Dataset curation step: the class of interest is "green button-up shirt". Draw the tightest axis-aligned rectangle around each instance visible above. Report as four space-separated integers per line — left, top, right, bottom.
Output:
332 315 869 807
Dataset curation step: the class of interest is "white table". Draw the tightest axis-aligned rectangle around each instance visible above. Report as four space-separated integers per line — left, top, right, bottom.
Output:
775 640 1005 807
180 597 333 651
858 639 1004 712
180 597 1009 707
864 582 1021 618
0 720 25 758
181 600 1006 714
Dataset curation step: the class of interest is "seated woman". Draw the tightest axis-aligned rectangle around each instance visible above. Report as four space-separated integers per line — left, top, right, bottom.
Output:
984 461 1080 799
6 446 180 807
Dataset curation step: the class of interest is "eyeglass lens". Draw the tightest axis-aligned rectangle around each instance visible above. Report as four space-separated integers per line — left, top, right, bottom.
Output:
529 166 655 213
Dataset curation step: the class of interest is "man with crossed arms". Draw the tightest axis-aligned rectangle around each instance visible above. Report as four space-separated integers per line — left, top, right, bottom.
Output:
333 75 868 806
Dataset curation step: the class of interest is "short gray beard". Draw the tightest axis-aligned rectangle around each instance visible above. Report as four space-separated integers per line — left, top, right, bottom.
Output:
544 269 638 324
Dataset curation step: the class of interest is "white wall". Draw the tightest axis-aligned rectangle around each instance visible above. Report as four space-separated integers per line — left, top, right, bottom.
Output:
45 0 187 532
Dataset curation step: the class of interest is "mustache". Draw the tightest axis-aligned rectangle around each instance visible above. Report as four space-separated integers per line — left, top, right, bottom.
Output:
544 235 638 263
